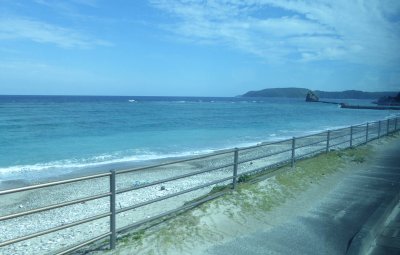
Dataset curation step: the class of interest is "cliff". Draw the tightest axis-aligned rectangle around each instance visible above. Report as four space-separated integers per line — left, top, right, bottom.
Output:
242 88 397 100
305 91 319 102
242 88 309 98
374 92 400 106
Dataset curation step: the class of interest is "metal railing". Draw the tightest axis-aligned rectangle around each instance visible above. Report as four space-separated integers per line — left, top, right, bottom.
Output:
0 116 399 254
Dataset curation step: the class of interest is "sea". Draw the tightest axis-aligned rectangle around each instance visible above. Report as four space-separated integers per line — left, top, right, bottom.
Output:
0 95 397 187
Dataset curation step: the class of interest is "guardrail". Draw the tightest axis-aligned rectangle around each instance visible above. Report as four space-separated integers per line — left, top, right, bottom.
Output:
0 117 399 254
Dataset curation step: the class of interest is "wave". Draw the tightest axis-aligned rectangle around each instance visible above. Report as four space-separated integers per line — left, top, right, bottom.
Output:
2 114 397 182
0 149 218 180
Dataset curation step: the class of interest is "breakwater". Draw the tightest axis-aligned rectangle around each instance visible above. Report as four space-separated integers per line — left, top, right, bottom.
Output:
0 117 399 254
340 103 400 111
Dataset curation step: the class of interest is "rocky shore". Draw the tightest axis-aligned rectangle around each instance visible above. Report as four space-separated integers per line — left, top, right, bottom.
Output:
0 127 372 255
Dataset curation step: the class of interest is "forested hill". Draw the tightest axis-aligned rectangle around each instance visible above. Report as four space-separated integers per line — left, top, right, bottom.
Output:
242 88 397 99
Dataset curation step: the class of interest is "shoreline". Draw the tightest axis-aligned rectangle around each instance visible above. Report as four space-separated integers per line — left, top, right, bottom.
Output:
0 124 388 254
1 115 395 191
89 133 400 255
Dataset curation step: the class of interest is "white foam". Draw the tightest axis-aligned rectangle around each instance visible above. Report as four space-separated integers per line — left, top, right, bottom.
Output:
0 149 218 178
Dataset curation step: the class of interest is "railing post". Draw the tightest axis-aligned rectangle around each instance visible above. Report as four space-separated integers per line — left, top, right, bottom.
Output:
326 130 330 153
291 137 296 168
387 119 390 135
366 122 369 143
232 148 239 190
110 170 116 250
350 126 353 148
378 121 381 139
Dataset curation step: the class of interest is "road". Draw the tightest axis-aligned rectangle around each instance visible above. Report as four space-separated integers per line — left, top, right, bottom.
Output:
207 138 400 255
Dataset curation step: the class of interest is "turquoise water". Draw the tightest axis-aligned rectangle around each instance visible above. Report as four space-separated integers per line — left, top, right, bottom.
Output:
0 95 396 184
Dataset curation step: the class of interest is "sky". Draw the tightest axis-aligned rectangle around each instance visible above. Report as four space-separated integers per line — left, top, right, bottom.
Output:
0 0 399 96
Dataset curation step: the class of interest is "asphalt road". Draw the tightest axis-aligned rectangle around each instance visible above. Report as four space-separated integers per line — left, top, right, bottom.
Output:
206 139 400 255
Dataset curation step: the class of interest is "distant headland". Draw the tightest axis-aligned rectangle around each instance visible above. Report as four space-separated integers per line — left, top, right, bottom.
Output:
241 87 397 100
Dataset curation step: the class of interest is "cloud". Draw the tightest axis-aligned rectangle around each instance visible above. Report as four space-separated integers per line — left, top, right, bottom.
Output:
0 16 111 48
149 0 400 66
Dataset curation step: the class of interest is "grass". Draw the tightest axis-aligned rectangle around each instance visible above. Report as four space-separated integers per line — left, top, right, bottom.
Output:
206 145 373 220
119 229 146 246
238 174 251 183
102 143 375 254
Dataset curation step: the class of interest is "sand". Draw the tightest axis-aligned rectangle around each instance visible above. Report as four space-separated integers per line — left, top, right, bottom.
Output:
99 133 399 255
0 126 385 255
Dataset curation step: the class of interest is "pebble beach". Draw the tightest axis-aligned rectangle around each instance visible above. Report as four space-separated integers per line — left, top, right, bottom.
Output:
0 126 369 255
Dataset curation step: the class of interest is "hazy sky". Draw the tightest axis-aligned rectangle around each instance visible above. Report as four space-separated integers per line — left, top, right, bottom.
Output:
0 0 399 96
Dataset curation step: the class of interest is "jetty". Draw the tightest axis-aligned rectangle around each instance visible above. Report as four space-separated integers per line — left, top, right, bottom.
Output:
340 103 400 111
305 91 400 110
305 91 340 105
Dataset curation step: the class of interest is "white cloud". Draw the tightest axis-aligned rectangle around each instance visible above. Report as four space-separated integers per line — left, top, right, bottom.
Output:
0 16 111 48
149 0 400 66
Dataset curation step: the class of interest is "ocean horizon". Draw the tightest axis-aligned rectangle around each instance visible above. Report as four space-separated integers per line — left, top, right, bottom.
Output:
0 95 397 187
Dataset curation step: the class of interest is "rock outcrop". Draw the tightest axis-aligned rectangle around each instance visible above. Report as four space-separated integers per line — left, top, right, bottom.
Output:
305 91 319 102
374 92 400 106
242 87 397 99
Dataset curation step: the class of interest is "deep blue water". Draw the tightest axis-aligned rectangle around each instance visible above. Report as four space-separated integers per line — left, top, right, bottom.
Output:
0 95 396 184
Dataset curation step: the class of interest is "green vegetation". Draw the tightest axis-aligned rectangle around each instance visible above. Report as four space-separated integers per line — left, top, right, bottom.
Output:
242 87 309 98
343 146 371 163
242 87 396 99
106 144 374 254
238 174 251 183
214 146 373 221
119 229 146 246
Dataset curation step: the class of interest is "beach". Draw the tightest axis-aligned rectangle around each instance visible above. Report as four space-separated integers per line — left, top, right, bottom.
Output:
0 123 393 254
0 95 396 254
1 0 399 253
0 96 392 187
92 133 400 255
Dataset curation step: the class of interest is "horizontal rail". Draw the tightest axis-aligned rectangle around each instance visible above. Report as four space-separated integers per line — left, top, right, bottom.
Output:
352 129 366 135
330 139 351 148
369 122 379 127
238 148 292 165
331 126 351 132
239 138 292 151
117 176 233 214
116 149 234 174
352 123 367 128
367 135 379 142
238 165 270 177
0 116 398 254
295 139 326 149
117 191 226 234
352 134 367 141
353 140 366 147
116 162 235 194
238 158 292 177
295 148 325 160
0 172 110 196
370 133 379 139
296 132 328 139
55 232 112 255
329 132 350 140
0 192 111 222
0 212 111 247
